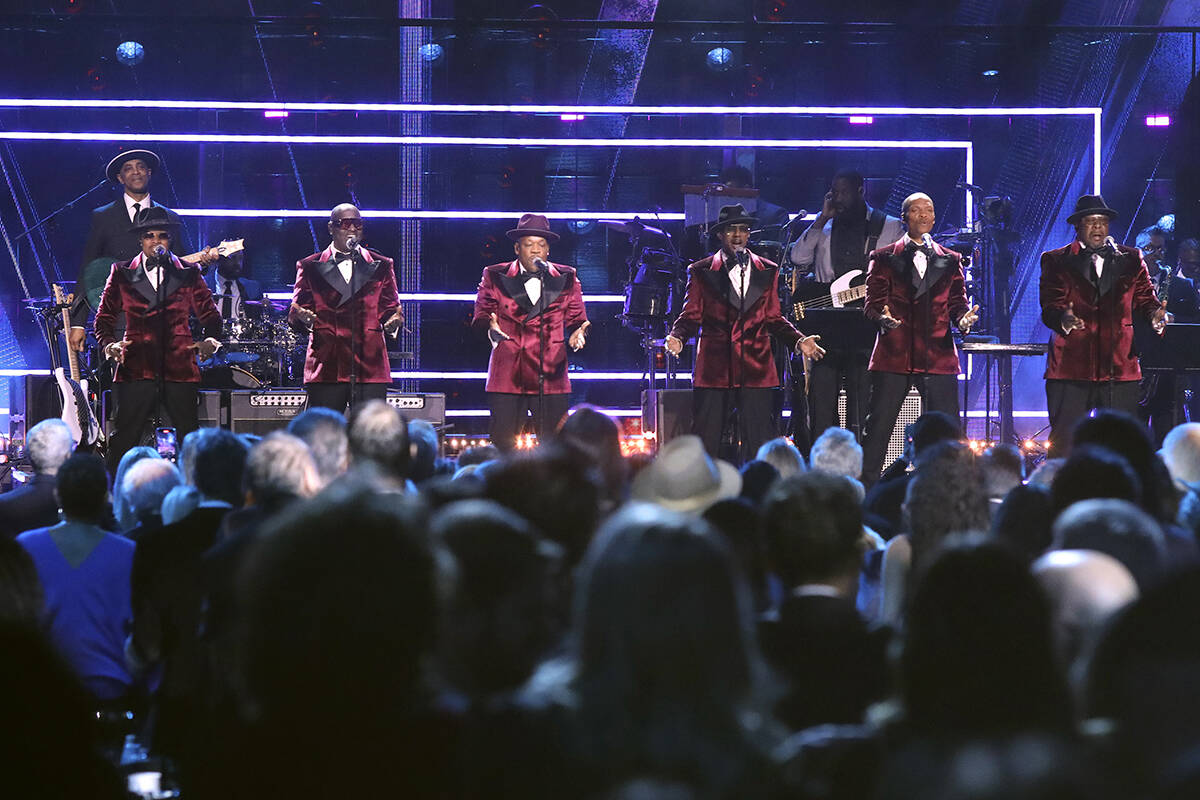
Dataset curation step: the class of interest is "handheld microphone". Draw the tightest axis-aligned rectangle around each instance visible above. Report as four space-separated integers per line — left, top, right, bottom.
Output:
345 235 359 251
1104 235 1118 253
533 257 551 271
921 233 935 250
151 244 167 260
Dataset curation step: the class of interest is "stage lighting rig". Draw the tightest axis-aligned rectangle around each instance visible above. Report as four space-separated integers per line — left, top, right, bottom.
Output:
706 47 734 72
115 41 144 67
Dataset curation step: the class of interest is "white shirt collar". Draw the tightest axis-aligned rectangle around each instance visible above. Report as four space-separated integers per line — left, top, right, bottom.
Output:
124 193 151 220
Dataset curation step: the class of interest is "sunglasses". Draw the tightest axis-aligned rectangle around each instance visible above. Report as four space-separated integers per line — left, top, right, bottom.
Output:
332 217 364 230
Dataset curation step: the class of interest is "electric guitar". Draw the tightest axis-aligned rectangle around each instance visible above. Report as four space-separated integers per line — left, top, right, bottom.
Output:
80 238 246 310
792 269 866 320
51 283 104 448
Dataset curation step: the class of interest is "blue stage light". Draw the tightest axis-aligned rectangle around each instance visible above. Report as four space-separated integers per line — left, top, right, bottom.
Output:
706 47 734 72
418 43 444 63
115 41 144 66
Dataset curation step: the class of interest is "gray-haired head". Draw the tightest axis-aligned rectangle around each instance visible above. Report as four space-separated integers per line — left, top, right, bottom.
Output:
809 427 863 480
26 418 75 475
244 432 320 509
287 407 348 486
755 437 807 480
118 458 182 530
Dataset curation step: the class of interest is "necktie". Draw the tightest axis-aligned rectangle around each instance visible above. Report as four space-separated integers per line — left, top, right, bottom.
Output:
222 279 233 318
131 201 141 222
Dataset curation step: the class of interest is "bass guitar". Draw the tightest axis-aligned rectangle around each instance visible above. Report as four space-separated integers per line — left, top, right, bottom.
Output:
792 269 866 320
51 283 104 448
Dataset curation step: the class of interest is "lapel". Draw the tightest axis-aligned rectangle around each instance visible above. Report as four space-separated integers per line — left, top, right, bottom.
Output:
918 243 951 298
531 266 567 320
313 245 354 307
125 253 187 309
1096 249 1124 298
498 261 536 316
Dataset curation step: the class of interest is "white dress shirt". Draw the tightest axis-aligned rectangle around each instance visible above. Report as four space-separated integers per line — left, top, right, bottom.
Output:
124 193 151 222
523 268 542 306
333 248 355 284
903 233 928 280
729 252 750 298
1078 241 1104 280
143 261 162 291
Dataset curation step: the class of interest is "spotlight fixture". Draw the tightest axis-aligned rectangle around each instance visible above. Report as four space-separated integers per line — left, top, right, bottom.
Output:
418 43 444 63
981 69 999 78
1145 115 1171 127
569 219 596 235
115 41 144 66
706 47 734 72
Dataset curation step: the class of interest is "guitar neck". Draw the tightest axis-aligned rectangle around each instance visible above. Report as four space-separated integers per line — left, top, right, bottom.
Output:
53 285 82 381
836 285 868 304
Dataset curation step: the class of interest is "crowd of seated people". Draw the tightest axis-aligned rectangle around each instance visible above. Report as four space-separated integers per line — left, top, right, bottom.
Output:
7 401 1200 798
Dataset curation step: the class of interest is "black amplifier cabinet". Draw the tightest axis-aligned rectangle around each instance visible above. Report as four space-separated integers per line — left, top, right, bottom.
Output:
386 392 446 428
8 375 61 462
229 390 307 435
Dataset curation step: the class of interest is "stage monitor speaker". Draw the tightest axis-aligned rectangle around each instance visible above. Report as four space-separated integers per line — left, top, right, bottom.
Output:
101 389 223 441
839 387 923 474
386 391 446 428
642 389 693 445
8 375 62 461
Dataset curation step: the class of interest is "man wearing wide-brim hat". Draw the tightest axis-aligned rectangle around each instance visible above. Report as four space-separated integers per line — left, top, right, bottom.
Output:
666 203 825 462
69 148 214 352
1039 193 1169 456
471 213 590 450
93 205 223 472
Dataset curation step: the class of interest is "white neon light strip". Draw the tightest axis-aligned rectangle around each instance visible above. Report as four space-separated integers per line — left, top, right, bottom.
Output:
0 99 1102 117
0 132 973 149
389 371 692 380
176 209 815 222
0 369 50 376
263 292 627 302
1093 110 1103 194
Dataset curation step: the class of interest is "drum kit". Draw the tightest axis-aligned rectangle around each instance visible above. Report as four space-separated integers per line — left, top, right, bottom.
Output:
197 296 304 389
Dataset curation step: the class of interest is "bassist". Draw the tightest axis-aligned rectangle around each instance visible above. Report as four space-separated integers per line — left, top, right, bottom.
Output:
789 170 902 441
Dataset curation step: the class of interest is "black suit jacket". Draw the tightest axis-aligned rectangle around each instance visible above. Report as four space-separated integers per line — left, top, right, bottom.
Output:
0 473 59 539
71 199 193 326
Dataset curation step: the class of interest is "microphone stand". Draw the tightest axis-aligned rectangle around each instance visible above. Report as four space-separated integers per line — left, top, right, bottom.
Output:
154 250 169 436
347 238 360 412
537 267 546 444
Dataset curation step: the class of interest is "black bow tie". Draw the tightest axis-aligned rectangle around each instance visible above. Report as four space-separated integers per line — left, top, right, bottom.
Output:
1081 245 1111 259
905 241 932 257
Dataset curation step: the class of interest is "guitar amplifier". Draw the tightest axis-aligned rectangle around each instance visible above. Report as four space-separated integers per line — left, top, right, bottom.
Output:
840 387 923 474
8 375 62 460
386 391 446 427
228 390 447 435
643 389 693 445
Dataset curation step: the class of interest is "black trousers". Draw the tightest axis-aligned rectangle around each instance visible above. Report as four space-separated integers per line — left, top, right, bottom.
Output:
304 382 388 415
487 392 571 452
862 371 959 482
692 386 779 465
808 352 871 442
1045 378 1141 457
108 380 200 473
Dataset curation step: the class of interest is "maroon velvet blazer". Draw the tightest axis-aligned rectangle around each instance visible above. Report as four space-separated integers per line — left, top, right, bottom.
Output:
669 251 802 389
1039 241 1161 382
864 238 969 375
288 245 401 385
471 260 588 395
93 254 222 383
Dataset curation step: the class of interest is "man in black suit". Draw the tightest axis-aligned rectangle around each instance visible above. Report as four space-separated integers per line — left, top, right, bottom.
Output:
0 419 75 539
68 148 214 351
204 250 262 322
759 471 887 731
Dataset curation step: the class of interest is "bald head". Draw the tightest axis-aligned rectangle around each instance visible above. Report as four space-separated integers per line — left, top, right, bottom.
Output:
1162 423 1200 488
1033 549 1138 668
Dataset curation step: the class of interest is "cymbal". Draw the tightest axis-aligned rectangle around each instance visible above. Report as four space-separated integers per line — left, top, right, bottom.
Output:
598 219 668 238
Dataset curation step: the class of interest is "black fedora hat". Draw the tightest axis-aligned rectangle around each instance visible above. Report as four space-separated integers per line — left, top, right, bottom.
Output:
506 213 560 242
128 205 178 234
106 148 161 182
1067 194 1119 225
710 203 758 233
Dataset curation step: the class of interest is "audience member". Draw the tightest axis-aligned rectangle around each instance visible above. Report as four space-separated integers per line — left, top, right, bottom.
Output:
408 418 442 485
809 427 862 481
0 536 43 626
457 444 500 468
1026 457 1065 488
1051 498 1166 591
1049 444 1142 514
118 458 182 542
989 483 1055 564
630 435 741 515
756 437 807 480
110 445 159 531
739 459 781 507
1073 410 1177 524
344 399 411 489
980 443 1024 503
759 472 887 730
17 453 135 702
231 486 455 798
0 418 75 539
703 497 770 612
286 407 348 487
433 499 563 699
864 411 961 534
559 405 628 510
1161 422 1200 490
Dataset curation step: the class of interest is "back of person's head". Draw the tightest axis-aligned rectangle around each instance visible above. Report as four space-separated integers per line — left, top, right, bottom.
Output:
1032 549 1138 674
718 164 754 187
1162 423 1200 489
0 539 43 626
571 503 759 783
111 446 158 526
286 407 348 486
407 418 440 484
25 418 74 475
243 432 320 510
763 471 863 588
235 487 438 773
909 411 962 463
905 441 989 570
756 437 807 480
1050 445 1141 515
1086 565 1200 794
1026 457 1065 488
457 444 499 468
1051 498 1166 590
178 428 207 485
118 458 181 529
190 427 250 507
738 459 780 507
1072 410 1165 516
484 444 602 566
989 483 1054 564
901 535 1071 737
347 400 410 482
54 453 109 524
559 406 627 504
703 497 769 612
981 444 1025 499
432 499 561 697
160 484 200 525
809 428 861 479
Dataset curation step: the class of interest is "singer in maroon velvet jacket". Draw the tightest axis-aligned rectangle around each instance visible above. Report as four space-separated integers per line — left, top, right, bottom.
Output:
288 243 401 385
471 259 588 395
94 252 222 383
863 238 969 376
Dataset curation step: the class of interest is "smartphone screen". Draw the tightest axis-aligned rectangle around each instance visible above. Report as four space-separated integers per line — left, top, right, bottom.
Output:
155 427 177 461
